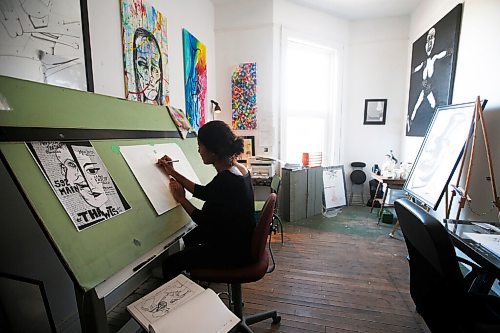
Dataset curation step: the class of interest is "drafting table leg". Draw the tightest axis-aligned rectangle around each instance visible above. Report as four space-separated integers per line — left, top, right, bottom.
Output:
376 187 389 225
74 286 108 333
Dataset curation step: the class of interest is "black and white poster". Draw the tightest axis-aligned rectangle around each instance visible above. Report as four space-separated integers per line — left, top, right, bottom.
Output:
27 141 130 231
406 4 462 137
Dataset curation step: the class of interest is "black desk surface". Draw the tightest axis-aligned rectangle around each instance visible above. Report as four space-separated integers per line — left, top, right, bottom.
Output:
444 219 500 278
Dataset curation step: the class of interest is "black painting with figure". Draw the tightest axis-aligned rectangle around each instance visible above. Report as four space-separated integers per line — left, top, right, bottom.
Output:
406 4 462 137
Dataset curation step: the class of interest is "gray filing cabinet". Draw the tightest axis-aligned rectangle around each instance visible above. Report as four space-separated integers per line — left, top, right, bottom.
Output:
307 167 323 217
281 167 323 222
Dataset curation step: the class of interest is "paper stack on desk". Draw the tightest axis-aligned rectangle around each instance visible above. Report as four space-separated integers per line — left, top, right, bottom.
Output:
463 232 500 258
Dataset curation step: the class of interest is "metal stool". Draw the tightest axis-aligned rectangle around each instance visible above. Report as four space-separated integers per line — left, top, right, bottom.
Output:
349 162 366 206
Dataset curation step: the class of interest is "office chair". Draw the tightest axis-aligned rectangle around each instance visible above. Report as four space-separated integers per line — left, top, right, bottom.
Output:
394 198 500 333
190 193 281 333
255 175 283 244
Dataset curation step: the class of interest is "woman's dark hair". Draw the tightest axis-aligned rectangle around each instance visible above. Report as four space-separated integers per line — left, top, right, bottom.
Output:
198 121 244 159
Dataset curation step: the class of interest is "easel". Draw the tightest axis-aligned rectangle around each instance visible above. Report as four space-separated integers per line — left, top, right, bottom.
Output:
445 96 500 220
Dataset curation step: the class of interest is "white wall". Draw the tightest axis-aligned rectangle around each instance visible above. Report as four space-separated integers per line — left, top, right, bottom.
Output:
405 0 500 221
344 17 410 196
213 0 275 156
87 0 216 114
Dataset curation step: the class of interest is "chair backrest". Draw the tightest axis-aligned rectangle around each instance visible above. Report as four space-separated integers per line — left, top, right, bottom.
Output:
394 198 465 328
270 175 281 194
251 193 276 263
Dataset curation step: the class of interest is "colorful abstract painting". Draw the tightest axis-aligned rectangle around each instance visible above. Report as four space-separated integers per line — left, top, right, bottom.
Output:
232 63 257 130
182 29 207 131
120 0 169 105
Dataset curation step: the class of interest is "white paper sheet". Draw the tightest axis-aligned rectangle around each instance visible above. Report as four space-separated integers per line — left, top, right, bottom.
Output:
120 143 200 215
463 233 500 258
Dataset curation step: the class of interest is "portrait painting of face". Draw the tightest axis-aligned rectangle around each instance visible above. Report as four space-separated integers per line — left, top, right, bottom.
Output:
134 28 163 104
27 141 131 231
121 0 169 105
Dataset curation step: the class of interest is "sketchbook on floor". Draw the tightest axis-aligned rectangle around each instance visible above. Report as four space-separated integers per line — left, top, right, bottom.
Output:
127 274 239 333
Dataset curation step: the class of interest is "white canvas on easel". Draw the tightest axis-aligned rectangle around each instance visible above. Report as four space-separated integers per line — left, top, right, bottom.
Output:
120 143 200 215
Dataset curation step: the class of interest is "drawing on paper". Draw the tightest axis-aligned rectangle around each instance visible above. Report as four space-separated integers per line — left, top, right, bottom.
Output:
404 102 475 210
182 29 207 132
120 0 169 105
0 0 91 90
26 141 131 231
119 143 200 215
323 166 347 209
232 63 257 130
137 279 195 319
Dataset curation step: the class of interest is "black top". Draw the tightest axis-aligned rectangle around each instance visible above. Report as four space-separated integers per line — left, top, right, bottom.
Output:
192 170 256 257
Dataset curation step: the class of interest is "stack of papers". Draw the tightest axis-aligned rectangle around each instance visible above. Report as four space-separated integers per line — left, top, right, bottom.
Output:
463 232 500 258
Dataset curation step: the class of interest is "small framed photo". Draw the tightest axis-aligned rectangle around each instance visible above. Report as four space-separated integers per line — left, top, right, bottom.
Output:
364 99 387 125
237 136 255 162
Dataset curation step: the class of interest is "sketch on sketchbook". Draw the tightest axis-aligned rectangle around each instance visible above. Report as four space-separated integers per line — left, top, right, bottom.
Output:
26 141 131 231
127 274 239 333
136 277 198 320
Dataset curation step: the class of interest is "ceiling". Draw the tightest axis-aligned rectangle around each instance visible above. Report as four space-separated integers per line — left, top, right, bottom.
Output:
212 0 422 21
288 0 422 20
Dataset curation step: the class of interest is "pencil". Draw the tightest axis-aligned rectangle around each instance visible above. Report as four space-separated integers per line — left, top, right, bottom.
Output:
158 159 179 163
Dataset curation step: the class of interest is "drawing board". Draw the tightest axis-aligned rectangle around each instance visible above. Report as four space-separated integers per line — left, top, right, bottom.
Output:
404 101 475 210
0 76 215 291
120 143 200 215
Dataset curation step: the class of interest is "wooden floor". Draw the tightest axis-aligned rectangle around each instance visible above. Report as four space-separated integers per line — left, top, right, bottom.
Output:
109 208 430 332
232 220 430 332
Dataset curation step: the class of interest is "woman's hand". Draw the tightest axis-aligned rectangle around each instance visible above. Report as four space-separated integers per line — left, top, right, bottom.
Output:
157 155 176 177
169 178 185 202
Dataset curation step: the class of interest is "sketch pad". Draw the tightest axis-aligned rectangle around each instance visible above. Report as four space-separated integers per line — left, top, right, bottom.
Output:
120 143 200 215
127 274 239 333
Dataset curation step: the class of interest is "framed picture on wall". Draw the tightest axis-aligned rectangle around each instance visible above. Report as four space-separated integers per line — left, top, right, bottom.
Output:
0 0 94 91
363 99 387 125
237 136 255 162
405 4 463 137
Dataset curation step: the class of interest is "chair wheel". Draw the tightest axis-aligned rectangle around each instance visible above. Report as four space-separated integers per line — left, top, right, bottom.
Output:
272 315 281 324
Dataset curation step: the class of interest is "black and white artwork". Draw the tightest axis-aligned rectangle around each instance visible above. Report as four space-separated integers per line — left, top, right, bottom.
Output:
27 141 130 231
0 0 93 91
322 165 347 209
406 4 462 137
364 99 387 125
404 102 475 210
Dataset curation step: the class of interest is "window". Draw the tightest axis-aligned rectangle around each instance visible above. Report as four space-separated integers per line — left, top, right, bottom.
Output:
281 38 340 165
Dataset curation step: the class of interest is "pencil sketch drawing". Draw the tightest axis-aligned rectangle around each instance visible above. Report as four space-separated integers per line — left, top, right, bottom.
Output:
0 0 89 90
